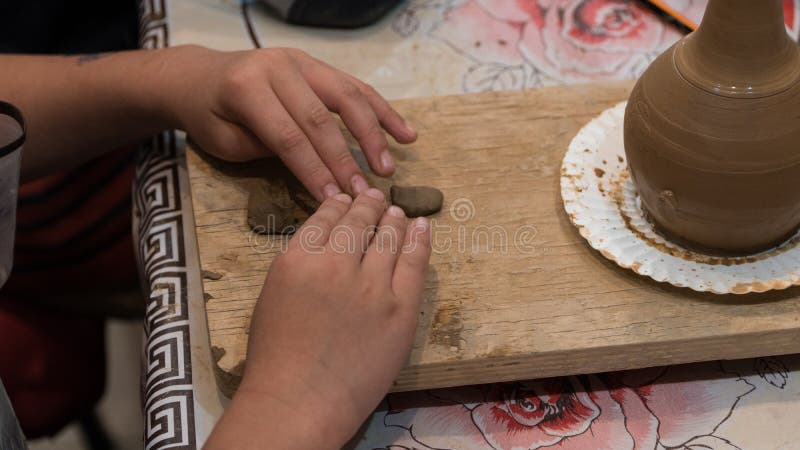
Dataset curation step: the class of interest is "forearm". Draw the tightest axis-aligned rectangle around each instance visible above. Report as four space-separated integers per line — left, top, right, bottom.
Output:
0 48 185 180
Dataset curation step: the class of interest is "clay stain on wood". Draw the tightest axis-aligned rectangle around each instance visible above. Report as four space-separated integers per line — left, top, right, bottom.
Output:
431 304 464 350
211 345 245 398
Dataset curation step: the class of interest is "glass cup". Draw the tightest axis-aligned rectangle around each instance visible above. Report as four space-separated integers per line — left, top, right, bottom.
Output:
0 102 25 289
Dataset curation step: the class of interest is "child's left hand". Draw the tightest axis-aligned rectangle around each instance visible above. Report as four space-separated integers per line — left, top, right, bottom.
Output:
159 45 417 201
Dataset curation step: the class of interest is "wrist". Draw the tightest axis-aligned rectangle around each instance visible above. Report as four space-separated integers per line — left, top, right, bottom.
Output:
76 48 175 134
141 44 217 132
126 46 198 131
98 45 211 133
206 364 360 449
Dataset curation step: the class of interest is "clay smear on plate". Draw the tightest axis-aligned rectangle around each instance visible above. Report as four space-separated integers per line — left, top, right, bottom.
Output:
608 169 800 267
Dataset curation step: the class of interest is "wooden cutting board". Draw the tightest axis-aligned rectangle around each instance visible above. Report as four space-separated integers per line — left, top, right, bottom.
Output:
187 81 800 397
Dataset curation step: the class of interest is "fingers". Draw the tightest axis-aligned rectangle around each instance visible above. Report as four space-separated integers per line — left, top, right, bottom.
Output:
362 205 408 280
308 56 417 144
328 188 386 259
392 218 432 304
270 65 370 197
297 57 417 175
347 75 417 145
310 73 395 177
334 87 395 177
220 49 419 203
290 193 352 252
238 88 342 202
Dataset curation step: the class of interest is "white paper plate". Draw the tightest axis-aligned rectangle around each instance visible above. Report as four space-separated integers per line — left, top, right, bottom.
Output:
561 102 800 294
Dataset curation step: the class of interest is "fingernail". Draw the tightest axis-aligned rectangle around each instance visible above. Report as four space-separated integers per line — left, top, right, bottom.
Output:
414 217 429 231
323 183 341 198
351 174 369 194
380 151 394 172
365 188 384 201
333 193 352 204
387 205 405 217
403 120 416 136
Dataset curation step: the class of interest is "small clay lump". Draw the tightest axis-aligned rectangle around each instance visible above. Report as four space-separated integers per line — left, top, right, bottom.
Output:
390 185 444 217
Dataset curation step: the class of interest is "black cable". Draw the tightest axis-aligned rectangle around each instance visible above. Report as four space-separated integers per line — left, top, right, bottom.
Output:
241 1 263 48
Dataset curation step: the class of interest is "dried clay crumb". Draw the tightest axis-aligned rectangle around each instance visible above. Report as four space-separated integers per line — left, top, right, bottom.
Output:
202 270 223 280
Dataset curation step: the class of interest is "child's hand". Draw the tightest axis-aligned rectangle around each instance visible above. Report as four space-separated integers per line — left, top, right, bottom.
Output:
204 189 432 449
163 46 417 201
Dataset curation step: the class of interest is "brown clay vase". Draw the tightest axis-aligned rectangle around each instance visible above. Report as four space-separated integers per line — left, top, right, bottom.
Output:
624 0 800 255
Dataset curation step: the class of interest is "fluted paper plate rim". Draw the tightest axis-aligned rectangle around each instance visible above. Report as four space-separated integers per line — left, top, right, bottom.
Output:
560 102 800 295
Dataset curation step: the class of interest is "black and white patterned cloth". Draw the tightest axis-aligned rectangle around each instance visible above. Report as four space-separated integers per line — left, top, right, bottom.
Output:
136 2 198 448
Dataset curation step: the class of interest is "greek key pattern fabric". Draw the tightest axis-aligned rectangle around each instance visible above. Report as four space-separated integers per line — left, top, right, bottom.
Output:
136 2 198 448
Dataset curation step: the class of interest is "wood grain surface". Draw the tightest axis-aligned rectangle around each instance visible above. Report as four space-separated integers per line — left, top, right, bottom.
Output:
187 81 800 396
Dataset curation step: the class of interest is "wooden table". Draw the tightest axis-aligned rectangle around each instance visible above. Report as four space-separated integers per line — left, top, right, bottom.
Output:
188 81 800 397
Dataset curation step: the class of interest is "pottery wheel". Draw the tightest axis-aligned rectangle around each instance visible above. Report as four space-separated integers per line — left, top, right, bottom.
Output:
561 102 800 294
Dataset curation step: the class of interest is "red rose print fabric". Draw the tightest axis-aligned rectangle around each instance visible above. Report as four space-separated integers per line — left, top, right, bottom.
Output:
357 359 800 449
394 0 800 90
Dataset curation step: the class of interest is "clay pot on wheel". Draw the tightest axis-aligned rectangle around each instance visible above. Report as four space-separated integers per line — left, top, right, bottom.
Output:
624 0 800 255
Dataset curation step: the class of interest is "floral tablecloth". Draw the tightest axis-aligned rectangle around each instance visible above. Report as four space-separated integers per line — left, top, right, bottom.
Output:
135 1 800 448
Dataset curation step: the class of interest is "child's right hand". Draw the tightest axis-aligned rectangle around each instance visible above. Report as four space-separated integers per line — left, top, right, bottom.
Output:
204 188 432 450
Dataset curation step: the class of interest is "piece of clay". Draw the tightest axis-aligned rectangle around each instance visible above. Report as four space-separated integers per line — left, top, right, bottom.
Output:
285 176 320 216
390 185 443 217
624 0 800 255
195 151 313 235
247 196 299 235
245 176 309 235
202 270 223 280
